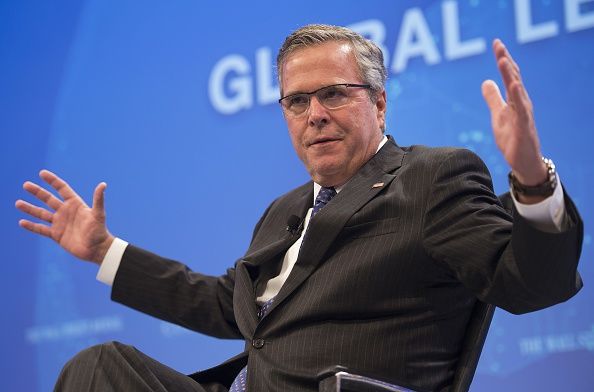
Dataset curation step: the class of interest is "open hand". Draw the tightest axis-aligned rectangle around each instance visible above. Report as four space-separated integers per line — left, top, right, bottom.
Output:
482 39 547 189
15 170 114 264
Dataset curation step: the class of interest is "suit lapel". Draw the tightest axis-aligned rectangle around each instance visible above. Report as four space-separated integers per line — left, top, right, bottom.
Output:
234 184 312 335
266 137 405 315
242 184 312 268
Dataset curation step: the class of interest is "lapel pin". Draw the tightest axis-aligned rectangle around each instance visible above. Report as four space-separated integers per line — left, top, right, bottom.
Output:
372 182 384 188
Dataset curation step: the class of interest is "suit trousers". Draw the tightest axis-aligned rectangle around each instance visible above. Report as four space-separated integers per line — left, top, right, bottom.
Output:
54 341 225 392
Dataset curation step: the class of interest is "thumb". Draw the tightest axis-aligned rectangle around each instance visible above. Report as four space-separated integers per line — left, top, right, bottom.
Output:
93 182 107 215
481 79 505 114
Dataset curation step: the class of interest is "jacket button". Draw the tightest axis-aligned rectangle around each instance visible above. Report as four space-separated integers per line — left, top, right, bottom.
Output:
252 338 265 349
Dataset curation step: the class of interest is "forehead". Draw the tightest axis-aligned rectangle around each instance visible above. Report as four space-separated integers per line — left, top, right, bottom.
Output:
280 41 361 94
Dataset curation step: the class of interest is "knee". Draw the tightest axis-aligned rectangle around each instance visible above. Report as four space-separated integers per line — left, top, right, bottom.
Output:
60 342 131 377
67 341 127 365
55 341 132 391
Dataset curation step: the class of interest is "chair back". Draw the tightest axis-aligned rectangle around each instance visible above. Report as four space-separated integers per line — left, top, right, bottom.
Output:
451 300 496 392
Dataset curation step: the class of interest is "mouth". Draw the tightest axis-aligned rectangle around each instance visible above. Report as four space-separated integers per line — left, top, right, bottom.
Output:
307 137 341 147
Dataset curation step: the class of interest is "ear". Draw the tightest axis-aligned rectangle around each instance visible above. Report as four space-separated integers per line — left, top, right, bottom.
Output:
375 89 387 131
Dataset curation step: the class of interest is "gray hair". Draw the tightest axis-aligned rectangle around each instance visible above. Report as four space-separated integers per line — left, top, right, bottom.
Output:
276 24 387 99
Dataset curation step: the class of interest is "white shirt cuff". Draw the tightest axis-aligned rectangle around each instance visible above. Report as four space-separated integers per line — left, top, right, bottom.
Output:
511 174 566 232
96 237 129 286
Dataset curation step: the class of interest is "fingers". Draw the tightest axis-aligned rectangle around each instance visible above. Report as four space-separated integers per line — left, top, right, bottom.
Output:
481 79 504 113
508 81 532 122
491 39 533 111
498 57 518 101
493 39 524 100
18 219 52 238
93 182 107 214
493 39 521 78
40 169 78 201
23 180 63 211
15 200 53 223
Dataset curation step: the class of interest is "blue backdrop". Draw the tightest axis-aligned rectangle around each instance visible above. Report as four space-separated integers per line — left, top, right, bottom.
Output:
1 1 593 390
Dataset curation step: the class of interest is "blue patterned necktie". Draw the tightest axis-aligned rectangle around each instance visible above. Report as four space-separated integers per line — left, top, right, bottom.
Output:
229 187 336 391
311 187 337 218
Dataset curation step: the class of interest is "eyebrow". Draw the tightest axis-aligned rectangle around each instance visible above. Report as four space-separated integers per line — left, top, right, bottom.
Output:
282 87 319 97
281 83 340 98
281 84 344 100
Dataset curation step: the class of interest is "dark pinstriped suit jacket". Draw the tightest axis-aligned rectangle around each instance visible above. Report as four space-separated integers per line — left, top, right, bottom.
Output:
112 137 583 391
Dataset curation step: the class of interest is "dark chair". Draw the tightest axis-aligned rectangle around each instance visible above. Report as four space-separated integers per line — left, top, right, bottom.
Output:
318 300 496 392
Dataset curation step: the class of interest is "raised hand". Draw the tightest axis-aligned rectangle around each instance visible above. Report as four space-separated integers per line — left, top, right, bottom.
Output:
481 39 548 192
15 170 114 264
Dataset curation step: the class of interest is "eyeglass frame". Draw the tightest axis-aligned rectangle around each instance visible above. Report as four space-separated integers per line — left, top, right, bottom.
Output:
278 83 372 116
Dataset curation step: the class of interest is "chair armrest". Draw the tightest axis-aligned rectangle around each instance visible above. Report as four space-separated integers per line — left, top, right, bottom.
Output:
318 366 418 392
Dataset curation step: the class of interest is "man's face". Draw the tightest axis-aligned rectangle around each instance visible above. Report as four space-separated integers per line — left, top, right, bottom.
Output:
280 41 387 187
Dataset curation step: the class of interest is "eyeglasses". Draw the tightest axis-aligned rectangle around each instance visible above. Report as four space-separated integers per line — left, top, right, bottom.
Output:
278 83 372 116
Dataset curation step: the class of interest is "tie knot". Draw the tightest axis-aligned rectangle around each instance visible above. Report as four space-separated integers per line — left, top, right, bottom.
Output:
312 187 337 217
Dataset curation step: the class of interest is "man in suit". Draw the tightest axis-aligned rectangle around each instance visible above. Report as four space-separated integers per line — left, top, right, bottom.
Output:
16 25 582 391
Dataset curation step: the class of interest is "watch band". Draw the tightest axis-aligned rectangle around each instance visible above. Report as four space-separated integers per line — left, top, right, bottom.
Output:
508 157 557 198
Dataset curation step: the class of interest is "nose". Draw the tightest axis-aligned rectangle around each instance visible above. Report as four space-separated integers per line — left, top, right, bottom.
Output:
307 95 329 128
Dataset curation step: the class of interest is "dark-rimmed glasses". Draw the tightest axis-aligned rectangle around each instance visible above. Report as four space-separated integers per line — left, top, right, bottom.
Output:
278 83 372 116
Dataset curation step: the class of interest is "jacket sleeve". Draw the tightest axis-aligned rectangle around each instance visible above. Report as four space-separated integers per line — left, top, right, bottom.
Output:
112 245 242 339
422 148 583 314
110 201 278 339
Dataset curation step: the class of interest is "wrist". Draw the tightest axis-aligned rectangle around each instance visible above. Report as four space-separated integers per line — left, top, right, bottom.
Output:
93 234 115 265
509 157 557 203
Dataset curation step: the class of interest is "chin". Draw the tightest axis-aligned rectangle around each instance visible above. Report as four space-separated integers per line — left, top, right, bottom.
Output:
310 167 346 186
